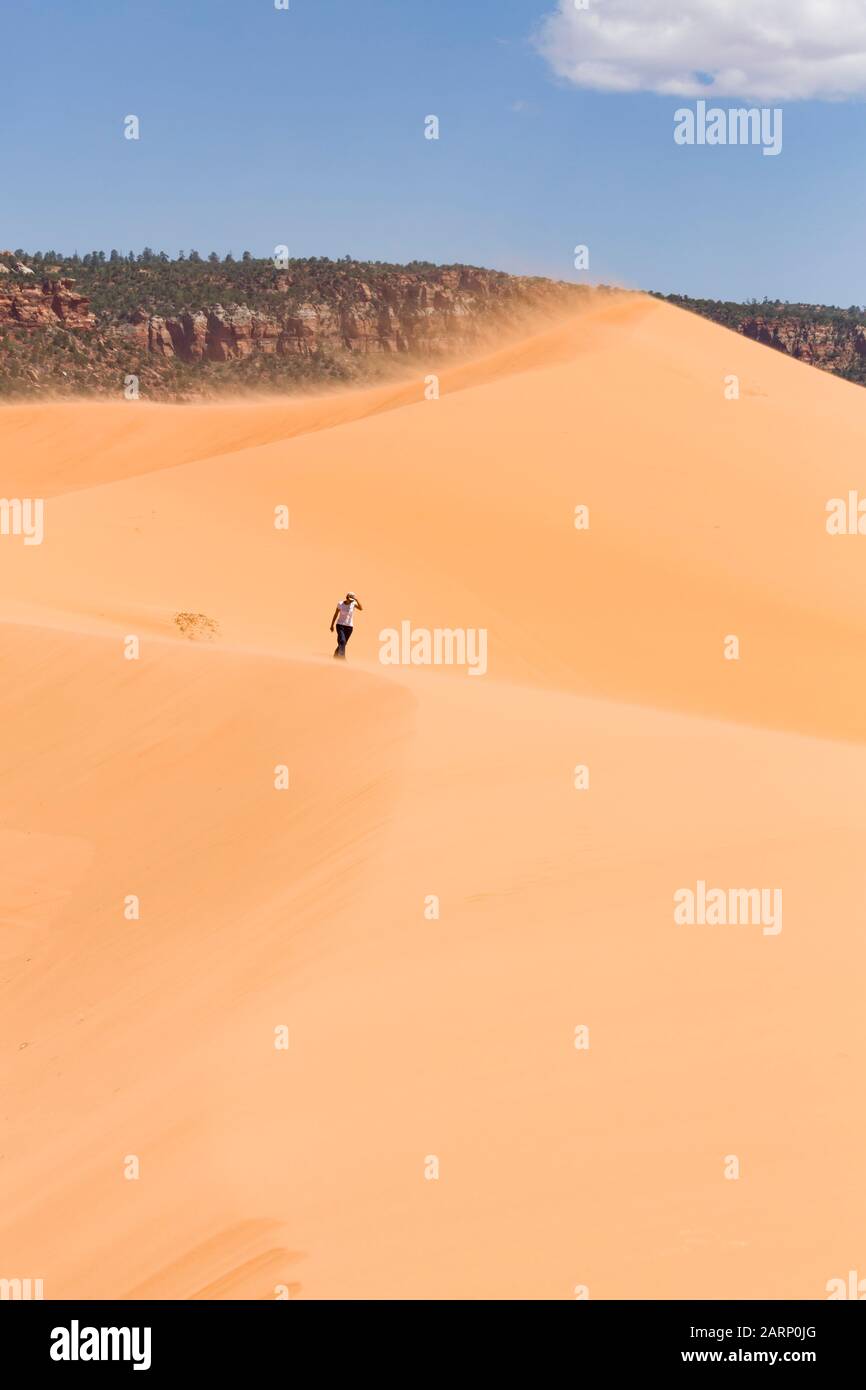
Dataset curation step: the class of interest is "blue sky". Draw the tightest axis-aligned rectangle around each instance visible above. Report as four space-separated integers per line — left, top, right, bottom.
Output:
2 0 865 303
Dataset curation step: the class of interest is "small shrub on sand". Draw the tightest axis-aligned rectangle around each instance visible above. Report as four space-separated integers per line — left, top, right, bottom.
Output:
173 612 220 641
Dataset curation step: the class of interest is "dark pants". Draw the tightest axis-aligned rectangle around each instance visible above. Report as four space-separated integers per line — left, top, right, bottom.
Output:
334 623 353 658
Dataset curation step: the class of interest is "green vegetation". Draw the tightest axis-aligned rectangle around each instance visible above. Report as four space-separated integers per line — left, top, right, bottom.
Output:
651 291 866 329
7 250 526 323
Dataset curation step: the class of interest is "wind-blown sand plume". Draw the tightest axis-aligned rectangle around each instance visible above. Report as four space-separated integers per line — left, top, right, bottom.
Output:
1 293 864 1298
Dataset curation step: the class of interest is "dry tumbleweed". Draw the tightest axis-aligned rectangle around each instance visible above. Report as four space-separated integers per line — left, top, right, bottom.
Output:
173 612 220 641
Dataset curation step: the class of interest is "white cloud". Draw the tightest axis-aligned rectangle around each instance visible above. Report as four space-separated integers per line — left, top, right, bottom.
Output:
536 0 866 101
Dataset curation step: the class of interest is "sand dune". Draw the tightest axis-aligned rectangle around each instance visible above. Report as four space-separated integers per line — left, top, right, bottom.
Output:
1 294 864 1299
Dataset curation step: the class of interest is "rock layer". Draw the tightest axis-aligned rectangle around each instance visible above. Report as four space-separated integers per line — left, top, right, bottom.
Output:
739 316 866 374
0 277 95 331
119 268 582 363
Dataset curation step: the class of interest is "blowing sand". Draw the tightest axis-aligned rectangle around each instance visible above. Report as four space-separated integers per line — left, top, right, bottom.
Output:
1 294 864 1299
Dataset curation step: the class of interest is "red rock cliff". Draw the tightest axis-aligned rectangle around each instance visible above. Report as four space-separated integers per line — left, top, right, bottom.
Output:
120 268 582 364
0 277 95 331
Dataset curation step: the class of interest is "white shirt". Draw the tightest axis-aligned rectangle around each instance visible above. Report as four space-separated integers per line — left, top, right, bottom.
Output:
336 599 357 627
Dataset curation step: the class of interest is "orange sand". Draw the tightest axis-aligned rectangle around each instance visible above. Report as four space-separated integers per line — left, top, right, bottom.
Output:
0 294 864 1299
